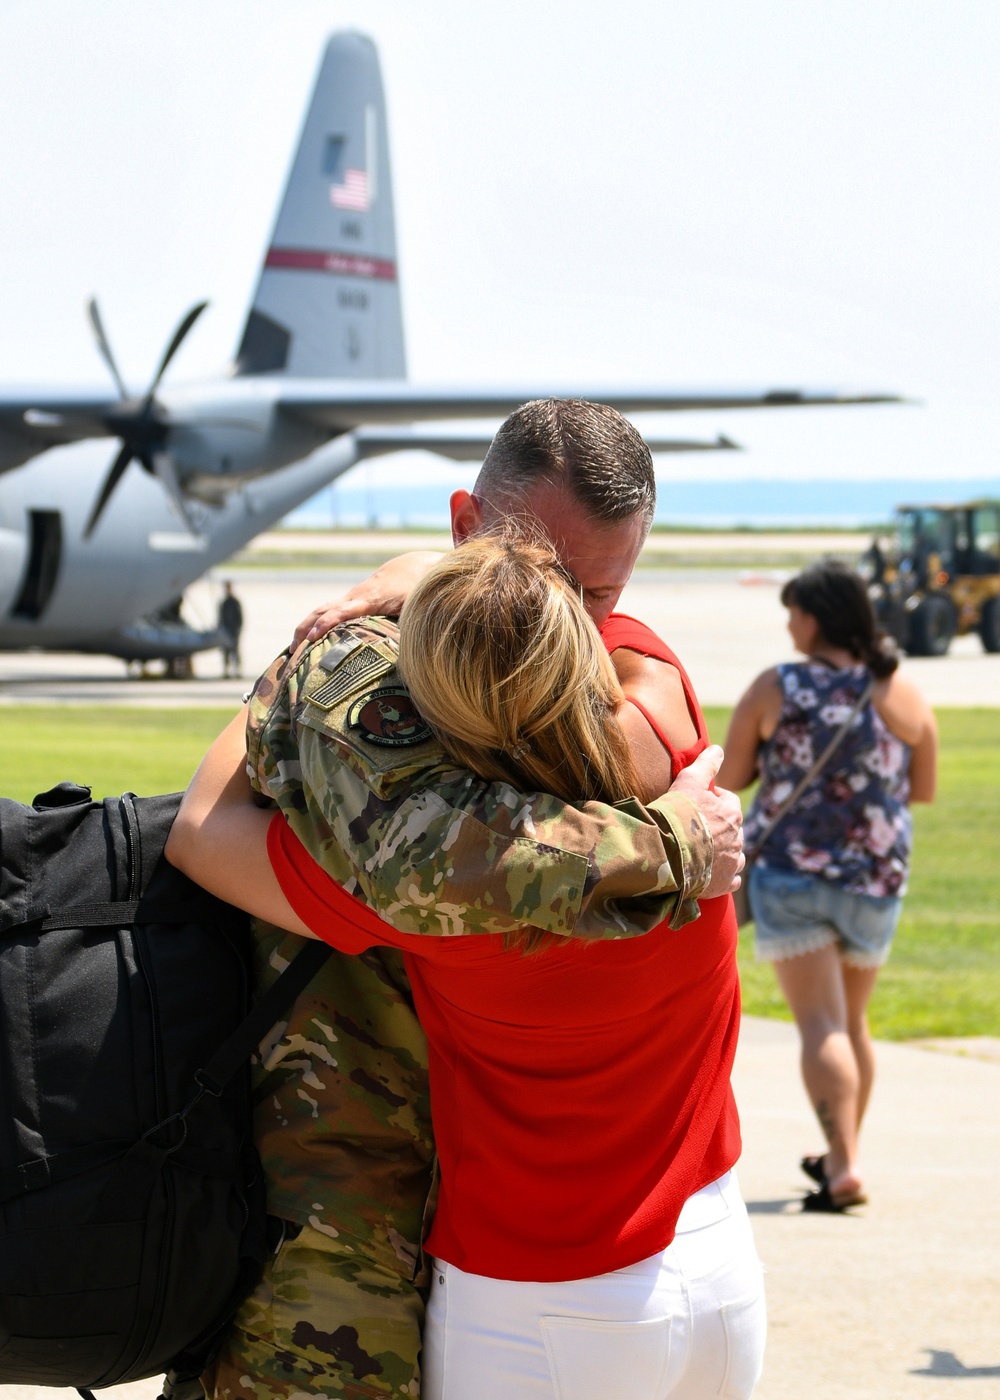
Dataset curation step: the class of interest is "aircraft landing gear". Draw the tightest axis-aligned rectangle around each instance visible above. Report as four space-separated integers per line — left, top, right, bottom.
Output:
123 655 195 679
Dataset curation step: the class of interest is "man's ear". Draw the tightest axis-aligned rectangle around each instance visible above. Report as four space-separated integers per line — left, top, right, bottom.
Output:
450 490 484 545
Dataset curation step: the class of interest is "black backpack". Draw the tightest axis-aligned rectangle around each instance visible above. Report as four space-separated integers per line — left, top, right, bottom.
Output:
0 782 328 1400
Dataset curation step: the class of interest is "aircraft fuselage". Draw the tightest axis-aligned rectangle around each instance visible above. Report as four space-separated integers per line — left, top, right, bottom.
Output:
0 427 362 659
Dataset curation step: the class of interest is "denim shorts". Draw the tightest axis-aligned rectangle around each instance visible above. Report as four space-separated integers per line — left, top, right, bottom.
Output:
749 864 901 969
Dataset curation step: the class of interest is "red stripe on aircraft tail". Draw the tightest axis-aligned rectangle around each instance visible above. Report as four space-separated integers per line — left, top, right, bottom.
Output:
265 247 397 281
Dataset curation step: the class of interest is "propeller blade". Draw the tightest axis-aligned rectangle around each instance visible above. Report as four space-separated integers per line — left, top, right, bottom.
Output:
146 300 209 399
151 452 202 536
84 441 134 539
86 297 128 399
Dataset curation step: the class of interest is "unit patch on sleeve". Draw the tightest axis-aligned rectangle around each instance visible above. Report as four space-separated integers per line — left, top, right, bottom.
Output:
347 686 434 748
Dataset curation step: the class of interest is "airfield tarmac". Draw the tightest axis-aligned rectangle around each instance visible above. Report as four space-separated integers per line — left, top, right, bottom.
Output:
0 531 997 709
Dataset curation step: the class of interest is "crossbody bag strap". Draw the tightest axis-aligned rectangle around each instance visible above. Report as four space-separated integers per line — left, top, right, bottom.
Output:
746 676 875 861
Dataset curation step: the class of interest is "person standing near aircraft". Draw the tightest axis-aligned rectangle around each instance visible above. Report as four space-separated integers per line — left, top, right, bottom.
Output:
218 581 244 678
168 399 748 1400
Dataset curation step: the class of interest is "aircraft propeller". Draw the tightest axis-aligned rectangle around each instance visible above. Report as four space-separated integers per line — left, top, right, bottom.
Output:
84 298 208 538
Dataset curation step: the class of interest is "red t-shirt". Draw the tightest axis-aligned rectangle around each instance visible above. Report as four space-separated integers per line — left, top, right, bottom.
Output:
267 613 741 1282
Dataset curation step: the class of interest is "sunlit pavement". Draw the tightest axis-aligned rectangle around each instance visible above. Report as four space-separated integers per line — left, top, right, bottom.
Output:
733 1018 999 1399
1 564 997 709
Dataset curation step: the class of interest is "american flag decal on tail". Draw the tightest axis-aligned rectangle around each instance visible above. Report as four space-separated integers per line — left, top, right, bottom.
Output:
331 169 370 211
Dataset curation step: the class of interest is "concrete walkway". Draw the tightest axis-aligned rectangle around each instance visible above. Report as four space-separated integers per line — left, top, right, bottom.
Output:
733 1018 1000 1399
2 1017 997 1400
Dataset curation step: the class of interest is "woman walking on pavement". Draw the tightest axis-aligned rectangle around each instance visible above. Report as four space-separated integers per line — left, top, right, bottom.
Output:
719 559 937 1211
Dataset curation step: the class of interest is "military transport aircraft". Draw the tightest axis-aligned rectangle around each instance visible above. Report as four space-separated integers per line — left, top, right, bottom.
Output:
0 31 899 669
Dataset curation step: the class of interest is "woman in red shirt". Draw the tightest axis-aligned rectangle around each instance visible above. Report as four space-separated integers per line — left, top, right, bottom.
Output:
177 533 765 1400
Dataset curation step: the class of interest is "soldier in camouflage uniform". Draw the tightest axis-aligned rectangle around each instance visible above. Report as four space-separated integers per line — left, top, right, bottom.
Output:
191 400 742 1400
199 614 715 1400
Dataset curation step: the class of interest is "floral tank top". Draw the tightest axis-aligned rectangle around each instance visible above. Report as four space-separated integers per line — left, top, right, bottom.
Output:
744 661 912 897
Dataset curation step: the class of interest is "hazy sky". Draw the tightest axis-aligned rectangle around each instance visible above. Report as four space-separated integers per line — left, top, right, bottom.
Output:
1 0 999 496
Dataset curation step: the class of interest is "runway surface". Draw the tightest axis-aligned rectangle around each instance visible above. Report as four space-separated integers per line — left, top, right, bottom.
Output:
1 562 996 710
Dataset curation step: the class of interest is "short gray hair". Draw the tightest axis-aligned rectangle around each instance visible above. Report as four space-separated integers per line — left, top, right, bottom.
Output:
475 398 656 526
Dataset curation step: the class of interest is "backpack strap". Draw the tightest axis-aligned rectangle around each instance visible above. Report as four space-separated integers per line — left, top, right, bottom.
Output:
0 1140 134 1205
15 885 242 933
35 896 220 931
194 937 332 1097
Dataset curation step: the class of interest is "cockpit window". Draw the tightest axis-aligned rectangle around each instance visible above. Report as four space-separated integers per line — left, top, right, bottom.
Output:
323 136 345 179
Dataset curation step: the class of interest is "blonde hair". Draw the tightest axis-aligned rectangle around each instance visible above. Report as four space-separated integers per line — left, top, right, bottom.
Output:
398 533 638 954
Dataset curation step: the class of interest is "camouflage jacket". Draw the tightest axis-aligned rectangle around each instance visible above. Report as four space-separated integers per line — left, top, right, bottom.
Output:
245 618 713 1281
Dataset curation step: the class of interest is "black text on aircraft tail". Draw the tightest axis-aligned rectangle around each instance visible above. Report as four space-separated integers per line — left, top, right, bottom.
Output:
83 299 207 538
234 32 405 380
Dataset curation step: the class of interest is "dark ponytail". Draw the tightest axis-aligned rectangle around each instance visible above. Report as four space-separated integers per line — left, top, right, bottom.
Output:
781 558 898 679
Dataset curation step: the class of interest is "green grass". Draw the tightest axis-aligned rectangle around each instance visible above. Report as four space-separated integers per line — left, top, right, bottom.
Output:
4 705 998 1040
1 708 230 802
704 707 1000 1040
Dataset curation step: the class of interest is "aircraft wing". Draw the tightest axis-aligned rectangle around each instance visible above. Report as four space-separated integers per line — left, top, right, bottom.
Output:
0 378 899 475
0 388 118 436
353 425 742 462
277 382 904 432
0 388 117 472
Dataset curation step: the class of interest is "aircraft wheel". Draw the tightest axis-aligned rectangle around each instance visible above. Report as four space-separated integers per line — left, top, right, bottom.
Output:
906 595 956 656
979 596 1000 653
165 655 195 680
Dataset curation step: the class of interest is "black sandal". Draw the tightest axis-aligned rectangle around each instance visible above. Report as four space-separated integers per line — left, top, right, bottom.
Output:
802 1182 867 1212
800 1154 827 1186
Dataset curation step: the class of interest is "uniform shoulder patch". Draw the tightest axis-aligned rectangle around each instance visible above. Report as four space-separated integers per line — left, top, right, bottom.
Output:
347 685 433 748
308 644 394 711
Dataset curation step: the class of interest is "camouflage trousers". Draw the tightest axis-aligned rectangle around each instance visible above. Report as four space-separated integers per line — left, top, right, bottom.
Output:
204 1222 426 1400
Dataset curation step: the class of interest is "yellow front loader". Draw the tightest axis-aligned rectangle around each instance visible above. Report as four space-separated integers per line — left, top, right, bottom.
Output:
864 501 1000 656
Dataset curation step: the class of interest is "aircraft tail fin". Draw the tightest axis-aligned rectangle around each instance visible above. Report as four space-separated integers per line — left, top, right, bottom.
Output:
234 32 405 379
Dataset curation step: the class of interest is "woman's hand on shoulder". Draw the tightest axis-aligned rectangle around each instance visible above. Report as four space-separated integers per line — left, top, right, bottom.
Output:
716 667 782 792
292 552 446 647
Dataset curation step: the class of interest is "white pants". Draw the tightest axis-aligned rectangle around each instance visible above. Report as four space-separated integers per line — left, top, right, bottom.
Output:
423 1171 766 1400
